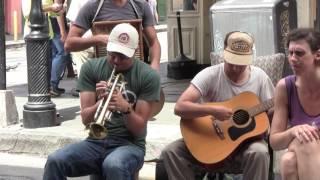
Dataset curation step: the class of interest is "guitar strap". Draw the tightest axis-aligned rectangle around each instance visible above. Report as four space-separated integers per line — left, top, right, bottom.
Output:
92 0 104 23
129 0 150 62
129 0 141 19
92 0 141 23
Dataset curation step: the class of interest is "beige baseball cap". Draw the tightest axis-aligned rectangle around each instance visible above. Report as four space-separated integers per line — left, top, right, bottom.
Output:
223 32 254 65
107 23 139 58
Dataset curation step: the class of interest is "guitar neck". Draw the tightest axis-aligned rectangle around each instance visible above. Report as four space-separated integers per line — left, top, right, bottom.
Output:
248 98 273 116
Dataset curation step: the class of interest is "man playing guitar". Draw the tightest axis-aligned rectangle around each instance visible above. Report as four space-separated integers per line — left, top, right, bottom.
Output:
160 31 275 180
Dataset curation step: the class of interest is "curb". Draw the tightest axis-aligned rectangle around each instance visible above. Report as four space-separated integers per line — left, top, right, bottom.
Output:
0 123 180 160
0 130 82 157
5 40 25 49
0 131 161 179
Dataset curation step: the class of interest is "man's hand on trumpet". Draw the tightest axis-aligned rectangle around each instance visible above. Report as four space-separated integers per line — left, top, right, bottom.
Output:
96 81 108 100
109 90 130 113
95 80 130 114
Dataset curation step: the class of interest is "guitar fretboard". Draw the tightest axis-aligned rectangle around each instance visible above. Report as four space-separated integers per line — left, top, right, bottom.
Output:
248 98 274 116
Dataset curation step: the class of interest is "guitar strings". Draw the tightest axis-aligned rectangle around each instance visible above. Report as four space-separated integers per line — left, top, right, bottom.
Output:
233 110 249 124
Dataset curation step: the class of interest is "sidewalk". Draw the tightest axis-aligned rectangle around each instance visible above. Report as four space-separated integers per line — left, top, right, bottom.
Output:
2 27 191 178
1 64 188 179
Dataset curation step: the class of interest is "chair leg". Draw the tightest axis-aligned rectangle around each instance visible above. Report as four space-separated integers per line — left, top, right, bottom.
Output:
268 147 274 180
267 134 275 180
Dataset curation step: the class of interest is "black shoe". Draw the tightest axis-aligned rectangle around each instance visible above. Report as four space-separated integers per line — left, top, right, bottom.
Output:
50 88 61 97
56 87 65 93
71 88 79 97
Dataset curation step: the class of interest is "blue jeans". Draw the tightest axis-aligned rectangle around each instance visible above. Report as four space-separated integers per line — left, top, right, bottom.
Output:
51 33 67 89
43 137 145 180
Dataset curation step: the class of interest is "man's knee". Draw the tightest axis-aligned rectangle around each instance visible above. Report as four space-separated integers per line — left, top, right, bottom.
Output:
246 141 270 161
160 141 181 160
103 153 142 174
45 152 67 170
103 159 125 172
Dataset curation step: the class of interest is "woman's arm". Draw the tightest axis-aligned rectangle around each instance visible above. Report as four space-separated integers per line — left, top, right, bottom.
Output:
270 79 294 150
270 79 320 150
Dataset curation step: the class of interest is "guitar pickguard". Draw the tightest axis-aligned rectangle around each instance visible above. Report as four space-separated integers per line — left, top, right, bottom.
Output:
228 117 256 141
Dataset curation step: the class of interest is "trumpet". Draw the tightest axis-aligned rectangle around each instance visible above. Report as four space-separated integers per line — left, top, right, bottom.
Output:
88 68 127 139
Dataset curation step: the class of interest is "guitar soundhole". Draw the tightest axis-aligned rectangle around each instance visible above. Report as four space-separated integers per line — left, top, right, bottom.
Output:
233 110 250 126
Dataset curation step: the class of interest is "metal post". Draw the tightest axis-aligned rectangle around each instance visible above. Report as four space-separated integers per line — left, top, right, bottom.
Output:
175 10 193 62
0 0 6 90
23 0 56 128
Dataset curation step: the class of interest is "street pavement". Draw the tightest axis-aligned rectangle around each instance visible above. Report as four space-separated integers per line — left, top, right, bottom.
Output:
0 27 190 179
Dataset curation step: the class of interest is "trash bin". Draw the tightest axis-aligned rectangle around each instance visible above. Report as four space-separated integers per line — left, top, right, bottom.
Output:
209 0 297 57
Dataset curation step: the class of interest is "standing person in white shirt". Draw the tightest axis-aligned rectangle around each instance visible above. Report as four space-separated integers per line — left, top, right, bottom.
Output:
66 0 93 76
66 0 93 97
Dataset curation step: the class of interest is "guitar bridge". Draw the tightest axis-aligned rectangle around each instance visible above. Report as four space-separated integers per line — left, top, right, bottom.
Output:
213 121 225 140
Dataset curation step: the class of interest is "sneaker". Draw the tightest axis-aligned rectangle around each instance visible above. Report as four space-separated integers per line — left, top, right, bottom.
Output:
50 88 61 97
56 87 65 93
71 88 79 97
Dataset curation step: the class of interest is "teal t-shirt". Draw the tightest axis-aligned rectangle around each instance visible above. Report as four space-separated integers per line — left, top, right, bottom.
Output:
77 57 161 150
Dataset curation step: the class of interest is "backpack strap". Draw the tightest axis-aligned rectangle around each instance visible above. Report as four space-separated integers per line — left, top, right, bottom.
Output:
129 0 141 19
92 0 104 23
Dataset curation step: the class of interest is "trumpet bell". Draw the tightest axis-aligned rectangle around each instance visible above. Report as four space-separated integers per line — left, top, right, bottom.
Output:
89 123 107 139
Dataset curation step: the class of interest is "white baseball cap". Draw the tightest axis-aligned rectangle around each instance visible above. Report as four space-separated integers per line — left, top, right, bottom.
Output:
106 23 139 58
223 32 254 65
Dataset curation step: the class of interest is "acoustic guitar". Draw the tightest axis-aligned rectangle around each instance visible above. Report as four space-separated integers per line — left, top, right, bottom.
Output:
180 91 273 164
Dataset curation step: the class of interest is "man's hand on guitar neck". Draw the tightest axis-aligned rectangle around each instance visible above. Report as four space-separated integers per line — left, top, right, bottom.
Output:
210 106 233 121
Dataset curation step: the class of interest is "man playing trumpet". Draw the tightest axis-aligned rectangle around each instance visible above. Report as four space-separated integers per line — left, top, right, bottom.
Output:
43 23 161 180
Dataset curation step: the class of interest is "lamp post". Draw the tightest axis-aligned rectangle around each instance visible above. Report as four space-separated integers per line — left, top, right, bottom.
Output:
0 0 6 90
23 0 56 128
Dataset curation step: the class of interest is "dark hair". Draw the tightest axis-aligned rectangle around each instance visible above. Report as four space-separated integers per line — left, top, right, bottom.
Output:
286 28 320 52
224 31 235 48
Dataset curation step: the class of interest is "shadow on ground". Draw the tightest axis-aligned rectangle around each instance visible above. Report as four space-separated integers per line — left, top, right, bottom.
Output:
160 62 190 102
57 106 81 123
